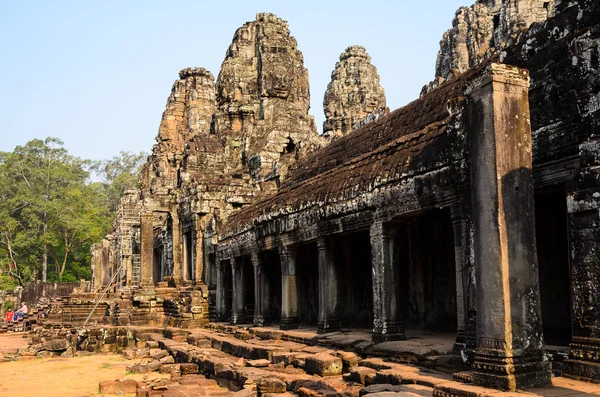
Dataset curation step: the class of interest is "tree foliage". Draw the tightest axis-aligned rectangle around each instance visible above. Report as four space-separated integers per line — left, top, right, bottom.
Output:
0 138 143 287
92 151 147 212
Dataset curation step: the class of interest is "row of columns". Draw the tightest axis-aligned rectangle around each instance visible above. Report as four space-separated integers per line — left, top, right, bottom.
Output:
215 64 551 391
140 211 204 287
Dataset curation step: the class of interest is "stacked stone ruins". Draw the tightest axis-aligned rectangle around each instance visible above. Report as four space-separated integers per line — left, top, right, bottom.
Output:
49 0 600 392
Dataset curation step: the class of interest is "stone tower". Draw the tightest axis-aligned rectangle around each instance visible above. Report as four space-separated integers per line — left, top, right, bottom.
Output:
214 13 319 186
140 67 217 197
434 0 555 81
323 46 388 138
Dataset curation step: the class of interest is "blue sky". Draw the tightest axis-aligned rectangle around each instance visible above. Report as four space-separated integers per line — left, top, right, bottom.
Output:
0 0 468 161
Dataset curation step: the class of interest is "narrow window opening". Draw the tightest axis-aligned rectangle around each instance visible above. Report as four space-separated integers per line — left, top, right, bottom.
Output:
284 138 296 154
493 15 500 31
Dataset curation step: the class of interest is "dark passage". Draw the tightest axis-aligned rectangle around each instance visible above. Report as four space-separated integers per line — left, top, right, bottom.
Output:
334 231 373 328
394 209 457 331
153 245 163 285
296 242 319 325
240 255 255 321
260 250 282 323
221 260 232 322
184 230 194 281
535 187 572 346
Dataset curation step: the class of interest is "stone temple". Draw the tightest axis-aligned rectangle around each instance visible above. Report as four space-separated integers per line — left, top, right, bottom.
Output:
18 1 600 394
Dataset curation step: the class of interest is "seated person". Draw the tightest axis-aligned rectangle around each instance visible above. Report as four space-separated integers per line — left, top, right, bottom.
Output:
15 302 28 319
5 308 14 323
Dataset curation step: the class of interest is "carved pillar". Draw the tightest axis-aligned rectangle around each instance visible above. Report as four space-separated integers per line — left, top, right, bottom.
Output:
280 246 299 330
140 213 154 286
182 229 189 283
231 257 247 324
317 236 341 333
91 246 102 291
563 138 600 382
215 258 228 322
171 213 182 285
370 221 405 342
124 255 133 286
468 63 550 390
194 214 204 285
251 252 265 326
451 203 476 357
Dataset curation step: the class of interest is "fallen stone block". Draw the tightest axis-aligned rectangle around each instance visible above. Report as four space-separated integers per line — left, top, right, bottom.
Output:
180 362 199 374
247 359 271 367
257 376 287 394
343 366 377 385
160 355 175 364
359 384 407 396
42 339 69 352
99 379 139 394
128 360 162 373
337 350 360 372
160 363 181 374
305 353 343 377
150 348 169 360
231 388 254 397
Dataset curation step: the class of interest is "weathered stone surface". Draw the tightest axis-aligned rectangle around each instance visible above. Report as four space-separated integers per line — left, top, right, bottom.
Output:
180 363 199 374
427 0 556 93
344 366 377 385
99 379 139 394
323 46 388 138
305 352 343 377
247 359 271 367
214 12 323 186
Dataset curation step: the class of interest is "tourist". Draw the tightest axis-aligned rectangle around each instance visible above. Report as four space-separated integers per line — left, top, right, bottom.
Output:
15 302 28 319
5 308 15 323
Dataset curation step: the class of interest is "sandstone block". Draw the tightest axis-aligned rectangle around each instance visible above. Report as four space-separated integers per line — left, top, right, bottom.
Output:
343 366 377 385
231 388 253 397
160 363 181 374
160 355 175 364
128 360 162 373
337 350 360 372
150 349 169 360
257 376 286 394
180 363 199 375
42 339 68 352
247 359 271 367
99 379 139 394
305 352 343 376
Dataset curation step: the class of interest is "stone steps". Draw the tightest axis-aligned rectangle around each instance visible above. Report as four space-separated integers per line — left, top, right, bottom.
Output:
115 326 454 397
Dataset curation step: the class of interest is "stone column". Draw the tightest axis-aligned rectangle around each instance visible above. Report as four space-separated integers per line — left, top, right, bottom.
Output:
182 229 189 283
370 221 405 342
124 255 133 286
251 252 265 326
171 213 182 285
100 239 111 287
140 212 154 286
231 257 247 324
468 63 551 390
317 236 341 333
563 139 600 382
280 246 299 330
91 245 102 291
215 258 228 322
194 214 204 285
450 203 476 357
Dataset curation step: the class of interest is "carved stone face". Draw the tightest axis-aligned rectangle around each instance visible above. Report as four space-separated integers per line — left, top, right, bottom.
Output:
263 70 291 99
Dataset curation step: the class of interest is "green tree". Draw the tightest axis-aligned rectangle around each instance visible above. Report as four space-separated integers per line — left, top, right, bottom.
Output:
0 138 112 284
93 151 146 212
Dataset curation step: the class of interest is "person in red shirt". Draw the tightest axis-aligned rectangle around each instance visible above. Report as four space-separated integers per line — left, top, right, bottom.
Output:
5 308 14 323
